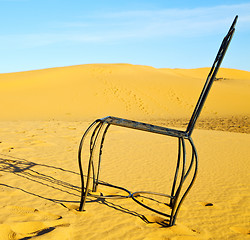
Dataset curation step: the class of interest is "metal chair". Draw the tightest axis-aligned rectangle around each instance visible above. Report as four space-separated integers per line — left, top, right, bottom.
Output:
77 16 237 226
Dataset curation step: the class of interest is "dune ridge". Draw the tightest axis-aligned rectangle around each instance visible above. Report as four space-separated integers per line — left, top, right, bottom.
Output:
0 64 249 122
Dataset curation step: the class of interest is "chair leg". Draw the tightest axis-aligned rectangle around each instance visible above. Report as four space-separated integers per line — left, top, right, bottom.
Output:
78 120 98 211
93 124 110 192
79 121 104 211
169 137 186 226
170 137 182 208
78 122 198 227
170 137 198 226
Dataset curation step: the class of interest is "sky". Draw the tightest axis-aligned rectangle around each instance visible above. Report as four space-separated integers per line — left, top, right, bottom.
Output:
0 0 250 73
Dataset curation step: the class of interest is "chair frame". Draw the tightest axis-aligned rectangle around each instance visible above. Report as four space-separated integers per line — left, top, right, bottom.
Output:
77 16 237 226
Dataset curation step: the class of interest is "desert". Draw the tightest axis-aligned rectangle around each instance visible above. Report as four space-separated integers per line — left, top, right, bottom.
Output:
0 64 249 239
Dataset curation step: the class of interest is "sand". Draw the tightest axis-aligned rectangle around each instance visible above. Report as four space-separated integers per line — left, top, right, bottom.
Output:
0 64 249 239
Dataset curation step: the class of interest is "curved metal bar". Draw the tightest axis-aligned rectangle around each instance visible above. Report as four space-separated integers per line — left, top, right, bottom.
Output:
170 137 182 207
89 122 104 189
87 122 104 201
78 120 100 211
186 16 237 136
93 123 111 192
89 181 131 199
78 124 198 226
170 137 186 226
79 121 104 211
183 145 195 180
91 123 133 199
171 137 198 226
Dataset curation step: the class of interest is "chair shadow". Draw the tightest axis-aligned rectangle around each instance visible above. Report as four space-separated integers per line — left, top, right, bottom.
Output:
0 153 81 203
0 153 169 227
98 198 170 227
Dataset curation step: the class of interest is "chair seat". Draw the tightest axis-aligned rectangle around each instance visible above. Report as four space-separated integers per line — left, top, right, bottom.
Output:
99 116 188 138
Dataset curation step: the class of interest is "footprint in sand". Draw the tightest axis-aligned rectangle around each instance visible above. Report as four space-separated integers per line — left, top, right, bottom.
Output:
15 131 26 134
1 206 69 239
0 224 16 240
60 203 94 217
142 224 204 239
198 202 214 207
134 193 171 214
0 220 69 240
230 226 250 235
61 203 79 211
11 219 69 234
23 137 47 146
6 205 62 221
142 215 170 227
1 147 14 153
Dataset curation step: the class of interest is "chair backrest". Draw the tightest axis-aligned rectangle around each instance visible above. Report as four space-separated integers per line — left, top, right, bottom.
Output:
186 15 238 137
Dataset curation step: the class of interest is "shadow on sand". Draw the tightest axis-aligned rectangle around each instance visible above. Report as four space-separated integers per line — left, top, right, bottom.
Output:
0 153 169 227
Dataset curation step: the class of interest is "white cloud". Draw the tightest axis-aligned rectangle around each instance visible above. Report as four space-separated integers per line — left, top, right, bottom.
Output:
1 3 249 49
0 0 29 1
90 3 250 36
57 3 250 42
0 33 107 49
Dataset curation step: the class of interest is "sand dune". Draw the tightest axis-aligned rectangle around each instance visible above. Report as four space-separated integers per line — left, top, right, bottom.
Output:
0 64 249 121
0 64 249 239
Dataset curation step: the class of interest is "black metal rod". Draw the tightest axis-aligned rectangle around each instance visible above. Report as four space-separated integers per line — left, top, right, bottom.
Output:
171 137 198 225
93 123 111 192
90 123 104 191
79 122 104 211
78 120 99 211
170 137 186 226
186 15 237 136
170 137 182 207
184 146 195 180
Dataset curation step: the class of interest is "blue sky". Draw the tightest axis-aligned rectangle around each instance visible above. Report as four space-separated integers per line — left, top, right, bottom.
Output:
0 0 250 73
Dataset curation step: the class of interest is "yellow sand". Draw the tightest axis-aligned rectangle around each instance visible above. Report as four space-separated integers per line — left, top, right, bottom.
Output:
0 64 249 239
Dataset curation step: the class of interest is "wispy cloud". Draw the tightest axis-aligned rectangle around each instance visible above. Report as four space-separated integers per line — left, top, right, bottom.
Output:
0 0 29 2
1 3 249 49
86 3 250 36
0 33 106 49
60 3 250 41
